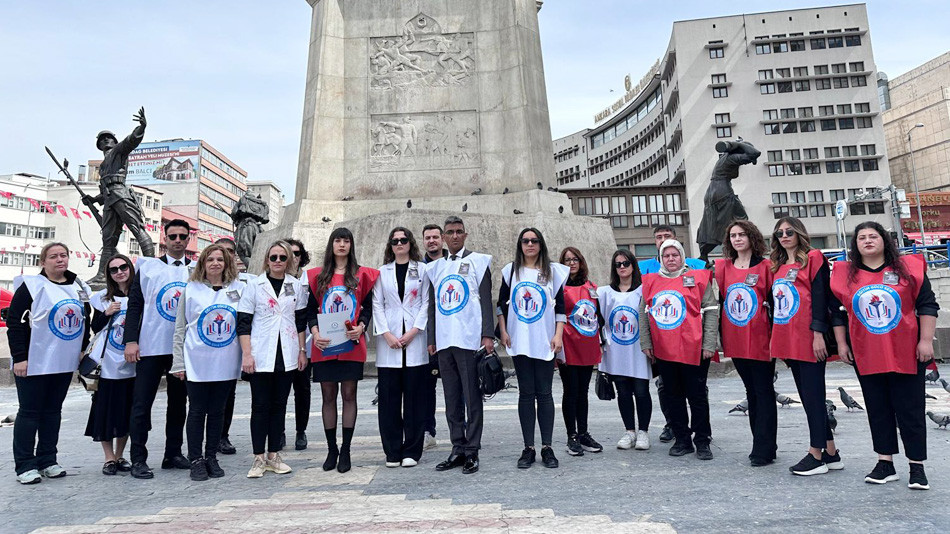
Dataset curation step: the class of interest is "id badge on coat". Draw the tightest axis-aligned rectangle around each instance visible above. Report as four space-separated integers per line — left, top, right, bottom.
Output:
744 274 759 286
408 267 419 280
458 262 470 275
283 283 296 296
76 289 90 302
588 287 598 299
785 268 799 282
227 290 241 301
883 271 899 285
683 276 696 288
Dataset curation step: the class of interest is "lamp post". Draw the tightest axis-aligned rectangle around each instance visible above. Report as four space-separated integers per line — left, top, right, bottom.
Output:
907 123 926 245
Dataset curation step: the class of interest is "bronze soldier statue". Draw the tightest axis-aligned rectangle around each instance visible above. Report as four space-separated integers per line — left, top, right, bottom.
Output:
229 192 269 268
696 138 761 263
87 107 156 284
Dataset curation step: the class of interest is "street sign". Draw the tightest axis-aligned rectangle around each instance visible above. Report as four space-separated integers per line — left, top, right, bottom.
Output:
897 188 907 202
835 200 848 221
899 201 911 219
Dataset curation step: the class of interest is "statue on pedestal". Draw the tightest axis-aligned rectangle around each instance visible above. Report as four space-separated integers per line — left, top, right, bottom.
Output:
227 193 269 267
696 138 761 262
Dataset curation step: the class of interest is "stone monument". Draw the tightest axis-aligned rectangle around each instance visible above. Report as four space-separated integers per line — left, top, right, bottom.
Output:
255 0 616 284
696 138 761 262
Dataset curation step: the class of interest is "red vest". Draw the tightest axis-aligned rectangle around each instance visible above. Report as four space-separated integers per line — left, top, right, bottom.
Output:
307 266 381 363
562 282 602 366
642 269 710 366
770 249 826 362
715 258 772 361
830 255 925 375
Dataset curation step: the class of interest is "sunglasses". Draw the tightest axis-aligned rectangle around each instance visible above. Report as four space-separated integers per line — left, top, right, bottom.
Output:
292 250 301 257
269 254 288 262
614 260 632 268
390 237 410 246
774 229 797 238
521 238 540 245
563 257 580 264
108 264 130 274
167 233 189 241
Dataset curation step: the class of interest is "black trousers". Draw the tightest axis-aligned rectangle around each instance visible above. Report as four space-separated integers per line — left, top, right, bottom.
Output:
855 361 928 461
787 359 834 449
378 365 429 462
733 358 778 460
438 346 483 455
292 362 312 433
221 380 236 440
657 358 711 446
129 354 187 464
248 371 294 455
614 376 652 432
424 369 438 436
558 364 593 437
12 372 72 475
512 356 555 448
185 380 234 461
655 371 672 427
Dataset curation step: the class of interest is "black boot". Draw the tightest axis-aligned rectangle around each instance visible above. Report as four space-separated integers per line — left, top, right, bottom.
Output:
323 427 338 471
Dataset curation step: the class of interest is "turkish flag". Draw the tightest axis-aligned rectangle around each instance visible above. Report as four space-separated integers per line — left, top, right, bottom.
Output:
57 205 68 217
70 208 81 219
42 201 54 213
28 198 40 210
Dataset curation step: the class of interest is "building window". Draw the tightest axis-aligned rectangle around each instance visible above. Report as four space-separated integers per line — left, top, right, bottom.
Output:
815 78 832 90
833 77 850 89
826 161 842 173
832 63 847 74
777 82 793 93
764 124 780 135
804 162 821 175
773 41 789 53
768 164 785 177
799 107 814 118
768 151 783 162
611 196 627 214
665 194 682 212
815 65 829 75
594 196 609 215
635 244 658 257
861 144 876 156
716 126 732 138
838 104 852 115
772 192 789 219
819 105 835 117
851 75 867 87
863 159 879 171
712 87 728 98
830 189 846 202
839 118 855 129
760 83 775 94
795 80 811 91
820 119 837 131
755 43 771 55
786 149 801 161
842 145 858 157
777 68 792 79
868 202 885 214
825 147 841 158
810 204 827 217
790 39 806 51
711 74 727 84
781 108 796 119
709 47 724 59
793 66 809 77
856 117 873 128
611 216 628 229
800 121 816 132
845 35 861 46
828 36 844 48
788 163 803 175
844 160 861 172
763 109 779 120
715 113 731 124
758 69 774 80
576 197 592 215
855 102 871 113
783 122 798 133
648 194 663 213
811 38 826 49
790 191 807 218
804 148 819 160
849 61 865 72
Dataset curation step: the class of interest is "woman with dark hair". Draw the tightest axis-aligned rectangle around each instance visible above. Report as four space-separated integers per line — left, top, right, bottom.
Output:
86 254 137 475
599 249 653 451
497 228 568 469
285 237 312 450
7 242 92 484
768 216 841 476
306 227 380 473
557 247 604 456
831 222 937 490
371 227 430 468
715 220 776 466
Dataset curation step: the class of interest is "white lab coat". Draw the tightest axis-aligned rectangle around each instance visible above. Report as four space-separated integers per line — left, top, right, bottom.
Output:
372 261 430 368
237 273 306 372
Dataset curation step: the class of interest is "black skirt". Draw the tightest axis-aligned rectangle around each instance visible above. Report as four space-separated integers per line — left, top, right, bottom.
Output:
312 360 364 383
85 377 135 442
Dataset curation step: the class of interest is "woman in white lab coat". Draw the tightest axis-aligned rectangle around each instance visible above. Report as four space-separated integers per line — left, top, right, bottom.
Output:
372 227 431 467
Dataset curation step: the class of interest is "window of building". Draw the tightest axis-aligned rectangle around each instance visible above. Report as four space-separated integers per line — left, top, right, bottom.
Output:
793 66 809 77
665 194 682 212
804 162 821 175
844 160 861 172
825 147 841 158
778 82 793 93
845 35 861 46
790 39 806 51
764 123 780 135
851 75 867 87
863 159 879 171
783 122 798 133
810 203 827 217
838 104 852 115
868 201 885 214
576 197 593 215
611 196 627 214
820 119 837 131
760 83 776 94
842 145 858 157
855 102 871 113
803 148 818 160
763 109 779 120
768 164 785 177
786 149 801 160
758 69 774 80
815 65 829 75
856 117 873 128
631 195 647 213
715 113 731 124
832 63 847 74
799 107 814 117
781 108 796 119
777 68 792 78
849 61 865 72
611 216 628 229
828 36 844 48
839 118 855 129
716 126 732 138
795 80 811 91
768 150 783 162
635 244 658 257
833 77 850 89
815 78 832 90
819 105 835 117
773 41 789 53
711 74 727 84
826 161 842 173
594 196 609 215
788 163 803 175
709 47 724 59
808 190 824 203
800 120 816 132
861 144 876 156
789 191 808 217
772 192 789 218
811 38 826 50
755 43 771 55
648 194 663 213
830 189 846 202
712 86 728 98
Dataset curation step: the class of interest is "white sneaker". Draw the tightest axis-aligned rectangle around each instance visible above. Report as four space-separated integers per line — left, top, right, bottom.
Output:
39 464 66 478
634 430 651 450
424 432 437 450
385 460 401 468
265 453 292 474
17 469 42 485
401 458 418 468
247 457 267 478
617 430 635 450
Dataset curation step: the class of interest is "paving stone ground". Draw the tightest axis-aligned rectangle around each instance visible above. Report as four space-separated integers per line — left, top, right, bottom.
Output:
1 363 948 533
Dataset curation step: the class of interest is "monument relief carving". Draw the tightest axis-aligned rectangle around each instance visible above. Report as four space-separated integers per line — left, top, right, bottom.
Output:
369 111 479 172
370 13 476 91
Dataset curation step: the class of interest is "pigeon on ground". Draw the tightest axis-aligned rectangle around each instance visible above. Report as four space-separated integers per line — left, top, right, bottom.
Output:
776 393 800 407
925 367 939 384
828 410 838 433
471 188 482 196
321 216 331 223
926 411 949 429
406 199 412 208
502 187 510 194
838 387 864 411
513 209 524 215
729 399 749 415
939 379 950 394
462 203 468 212
926 392 937 400
341 195 353 201
825 399 836 411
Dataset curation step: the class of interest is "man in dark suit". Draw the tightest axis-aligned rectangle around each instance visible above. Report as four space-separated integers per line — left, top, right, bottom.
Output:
420 223 447 450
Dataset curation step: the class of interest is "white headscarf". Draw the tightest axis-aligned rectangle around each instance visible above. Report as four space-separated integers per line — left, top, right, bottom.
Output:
658 239 688 277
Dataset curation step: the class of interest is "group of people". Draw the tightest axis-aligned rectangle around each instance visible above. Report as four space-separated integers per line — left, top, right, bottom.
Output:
6 214 938 491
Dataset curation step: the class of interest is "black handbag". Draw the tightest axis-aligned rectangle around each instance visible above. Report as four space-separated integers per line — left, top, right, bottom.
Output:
595 370 615 401
78 314 115 392
475 346 506 398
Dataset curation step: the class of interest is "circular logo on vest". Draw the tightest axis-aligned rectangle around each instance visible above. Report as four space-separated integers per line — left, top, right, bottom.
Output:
650 290 686 330
725 283 758 327
437 274 470 315
852 284 901 334
569 299 599 337
609 305 640 345
321 285 357 321
512 281 547 324
48 299 84 341
156 282 186 322
108 310 127 351
771 280 800 325
197 304 237 348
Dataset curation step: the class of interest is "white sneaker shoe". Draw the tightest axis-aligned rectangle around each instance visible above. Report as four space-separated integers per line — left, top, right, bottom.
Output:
634 430 651 450
39 464 66 478
401 458 418 468
385 460 401 468
617 430 635 450
17 469 42 485
265 453 292 474
247 457 267 478
424 432 437 450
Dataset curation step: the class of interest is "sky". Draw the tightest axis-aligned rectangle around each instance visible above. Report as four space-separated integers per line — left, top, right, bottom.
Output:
1 1 947 204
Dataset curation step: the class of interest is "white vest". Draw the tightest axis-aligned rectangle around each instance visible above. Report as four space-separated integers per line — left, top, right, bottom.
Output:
597 286 652 379
22 274 92 376
137 257 191 357
89 290 135 379
182 280 245 382
237 273 305 372
502 263 569 361
428 251 492 352
372 261 430 368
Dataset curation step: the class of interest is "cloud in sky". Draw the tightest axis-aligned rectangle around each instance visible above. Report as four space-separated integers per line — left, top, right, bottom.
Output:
1 1 947 203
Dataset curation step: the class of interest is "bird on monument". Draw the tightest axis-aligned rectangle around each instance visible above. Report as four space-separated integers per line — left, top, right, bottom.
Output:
838 387 864 411
536 182 543 190
547 186 556 192
503 187 510 194
342 195 353 201
776 393 800 408
925 392 937 400
471 188 482 196
321 216 331 223
925 367 939 384
728 399 749 415
513 209 524 215
406 199 412 209
939 378 950 394
558 206 564 214
926 411 950 429
462 203 468 212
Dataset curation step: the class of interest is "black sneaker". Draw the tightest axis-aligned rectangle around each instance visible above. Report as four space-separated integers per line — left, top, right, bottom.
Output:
908 464 930 490
205 457 225 478
659 425 674 443
566 435 584 456
190 458 209 481
790 454 829 476
822 450 844 471
865 460 898 484
750 456 774 467
576 432 603 453
218 437 236 455
695 442 713 461
540 447 559 468
669 441 695 457
295 431 308 451
517 447 536 469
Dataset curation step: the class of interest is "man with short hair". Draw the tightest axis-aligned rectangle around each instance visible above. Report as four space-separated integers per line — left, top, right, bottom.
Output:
124 219 194 479
420 224 447 450
422 224 448 264
426 216 494 474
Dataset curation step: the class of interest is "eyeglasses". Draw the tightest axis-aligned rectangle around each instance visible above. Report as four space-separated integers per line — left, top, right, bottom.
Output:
521 238 540 245
444 229 465 236
614 260 632 268
390 237 410 246
269 254 288 262
563 257 580 264
167 233 189 241
292 250 301 257
108 264 130 274
774 229 797 238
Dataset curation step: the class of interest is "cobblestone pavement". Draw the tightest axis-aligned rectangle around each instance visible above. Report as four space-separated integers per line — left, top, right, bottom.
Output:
1 363 948 533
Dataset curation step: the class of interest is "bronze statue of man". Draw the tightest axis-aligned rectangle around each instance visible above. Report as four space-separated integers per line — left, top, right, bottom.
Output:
87 107 156 283
229 192 269 267
696 138 761 262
